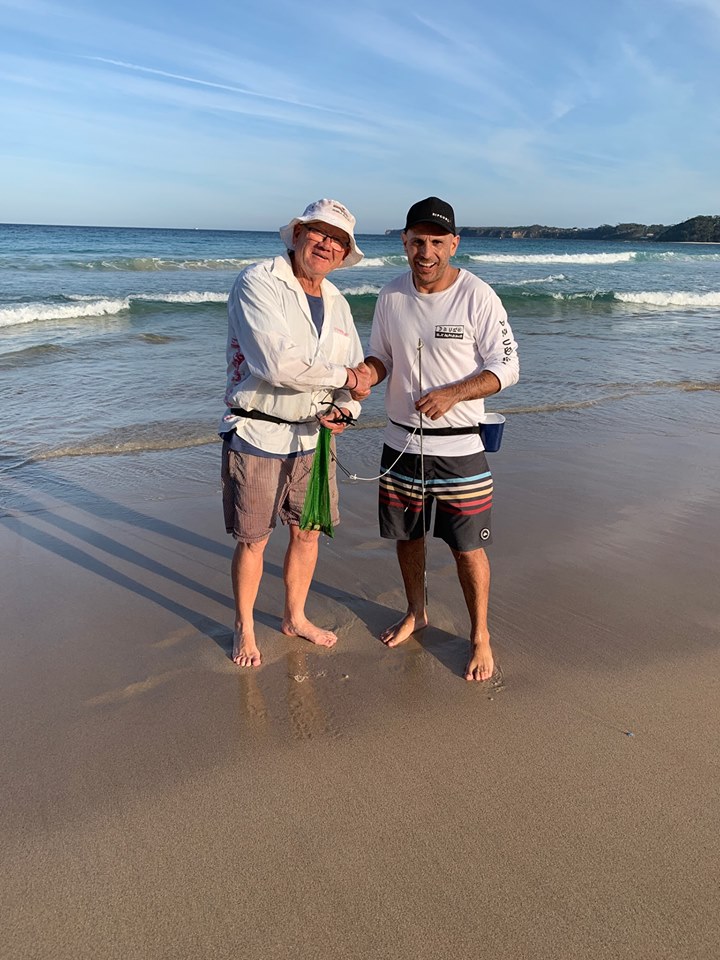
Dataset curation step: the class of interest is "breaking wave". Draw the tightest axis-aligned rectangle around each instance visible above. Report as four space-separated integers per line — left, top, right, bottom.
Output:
66 256 260 271
133 291 228 304
514 274 568 285
614 290 720 307
469 251 638 265
496 288 720 308
4 284 719 330
340 284 383 296
0 291 229 326
0 298 131 327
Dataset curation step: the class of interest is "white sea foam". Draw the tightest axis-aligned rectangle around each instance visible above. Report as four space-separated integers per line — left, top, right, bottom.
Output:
635 251 720 263
514 274 568 285
615 290 720 307
469 252 637 265
549 291 606 301
354 255 407 268
0 298 130 327
541 288 720 307
72 257 261 271
339 284 383 296
353 257 388 268
133 291 229 304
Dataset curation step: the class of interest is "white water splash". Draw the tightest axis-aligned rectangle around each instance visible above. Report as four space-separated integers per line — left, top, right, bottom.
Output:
514 274 568 285
0 298 131 327
469 252 637 265
133 291 229 304
615 290 720 307
338 284 383 296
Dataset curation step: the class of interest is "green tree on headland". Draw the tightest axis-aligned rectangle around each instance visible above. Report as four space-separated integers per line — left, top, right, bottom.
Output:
654 216 720 243
385 215 720 242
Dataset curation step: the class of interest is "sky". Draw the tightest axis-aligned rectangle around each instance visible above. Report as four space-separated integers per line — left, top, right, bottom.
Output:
1 0 719 232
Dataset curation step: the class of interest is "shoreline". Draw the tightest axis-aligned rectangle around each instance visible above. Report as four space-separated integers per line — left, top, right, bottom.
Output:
3 395 720 959
6 376 720 475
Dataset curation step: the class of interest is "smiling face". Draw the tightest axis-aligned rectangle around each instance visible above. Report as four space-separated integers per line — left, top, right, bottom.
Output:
291 221 350 289
402 223 460 293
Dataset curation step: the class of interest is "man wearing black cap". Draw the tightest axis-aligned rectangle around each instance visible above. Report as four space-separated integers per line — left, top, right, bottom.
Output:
350 197 519 682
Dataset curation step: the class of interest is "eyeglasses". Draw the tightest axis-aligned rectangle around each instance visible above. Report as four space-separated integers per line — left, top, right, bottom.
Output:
302 224 350 253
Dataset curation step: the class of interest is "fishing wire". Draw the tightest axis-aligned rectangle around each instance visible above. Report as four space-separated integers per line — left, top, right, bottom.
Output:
320 347 423 483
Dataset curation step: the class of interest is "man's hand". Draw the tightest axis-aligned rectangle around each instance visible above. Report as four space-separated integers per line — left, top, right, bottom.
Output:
415 385 461 420
346 361 374 401
318 407 353 435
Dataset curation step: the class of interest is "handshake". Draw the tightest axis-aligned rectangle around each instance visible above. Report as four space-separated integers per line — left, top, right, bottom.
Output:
344 361 376 401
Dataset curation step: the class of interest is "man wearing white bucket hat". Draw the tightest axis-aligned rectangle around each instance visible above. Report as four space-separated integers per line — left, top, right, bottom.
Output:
350 197 519 683
219 199 373 667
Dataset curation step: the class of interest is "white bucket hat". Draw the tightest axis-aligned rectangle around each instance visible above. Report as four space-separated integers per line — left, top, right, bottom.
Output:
279 198 363 268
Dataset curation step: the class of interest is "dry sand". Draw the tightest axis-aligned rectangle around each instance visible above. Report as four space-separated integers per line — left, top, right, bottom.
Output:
2 395 720 960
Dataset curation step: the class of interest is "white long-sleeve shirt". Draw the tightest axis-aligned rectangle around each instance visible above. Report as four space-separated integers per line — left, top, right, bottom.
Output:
368 269 520 456
219 254 363 455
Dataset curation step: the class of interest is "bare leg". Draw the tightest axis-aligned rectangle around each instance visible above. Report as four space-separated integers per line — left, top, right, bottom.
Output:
231 537 269 667
452 546 494 681
281 525 337 647
380 538 429 646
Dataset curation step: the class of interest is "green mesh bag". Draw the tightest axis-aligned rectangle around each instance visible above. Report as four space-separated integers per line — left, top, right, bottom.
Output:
299 426 334 537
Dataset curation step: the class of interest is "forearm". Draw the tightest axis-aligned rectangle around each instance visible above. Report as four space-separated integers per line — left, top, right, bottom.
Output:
415 369 502 421
450 369 502 402
362 356 387 386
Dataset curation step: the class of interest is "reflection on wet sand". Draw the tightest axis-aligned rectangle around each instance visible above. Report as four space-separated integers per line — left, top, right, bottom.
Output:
236 649 340 741
286 651 338 741
238 668 269 731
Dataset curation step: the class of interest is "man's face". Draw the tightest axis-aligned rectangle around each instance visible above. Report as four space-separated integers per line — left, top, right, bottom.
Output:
292 221 350 280
402 223 460 292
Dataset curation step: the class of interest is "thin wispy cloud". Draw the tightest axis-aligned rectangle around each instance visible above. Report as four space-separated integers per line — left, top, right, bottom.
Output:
321 7 526 122
84 57 356 117
675 0 720 17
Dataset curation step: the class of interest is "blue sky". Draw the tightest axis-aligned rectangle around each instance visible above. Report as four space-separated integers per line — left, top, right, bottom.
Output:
1 0 719 232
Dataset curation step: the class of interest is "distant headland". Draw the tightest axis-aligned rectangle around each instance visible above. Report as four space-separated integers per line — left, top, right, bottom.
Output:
385 214 720 243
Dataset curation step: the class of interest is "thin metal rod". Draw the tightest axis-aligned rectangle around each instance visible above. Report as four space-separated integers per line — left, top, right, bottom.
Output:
417 338 428 608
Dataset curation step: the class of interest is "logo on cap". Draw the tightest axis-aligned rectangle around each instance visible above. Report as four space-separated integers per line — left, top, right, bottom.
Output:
404 197 456 234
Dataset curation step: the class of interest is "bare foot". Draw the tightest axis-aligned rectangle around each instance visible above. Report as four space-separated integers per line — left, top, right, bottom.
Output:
281 618 337 648
232 629 262 667
380 611 428 647
465 637 494 681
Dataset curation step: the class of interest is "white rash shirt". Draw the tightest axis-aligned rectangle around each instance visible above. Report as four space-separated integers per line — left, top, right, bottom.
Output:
368 269 519 456
219 254 363 455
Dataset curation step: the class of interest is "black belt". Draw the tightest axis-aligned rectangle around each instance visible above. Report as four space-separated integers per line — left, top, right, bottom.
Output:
230 407 311 426
389 418 482 437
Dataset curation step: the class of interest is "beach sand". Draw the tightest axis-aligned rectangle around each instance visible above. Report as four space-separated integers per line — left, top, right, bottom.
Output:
2 394 720 960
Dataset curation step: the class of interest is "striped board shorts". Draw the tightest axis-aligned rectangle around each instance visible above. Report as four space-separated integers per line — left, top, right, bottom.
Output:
378 444 493 552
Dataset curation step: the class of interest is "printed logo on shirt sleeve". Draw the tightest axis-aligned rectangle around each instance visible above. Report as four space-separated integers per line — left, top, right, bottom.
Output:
229 339 245 383
498 322 515 362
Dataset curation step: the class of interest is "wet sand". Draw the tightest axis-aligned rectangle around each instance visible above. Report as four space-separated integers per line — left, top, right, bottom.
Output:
2 394 720 959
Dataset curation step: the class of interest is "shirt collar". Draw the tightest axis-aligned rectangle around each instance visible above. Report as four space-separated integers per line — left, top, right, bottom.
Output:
271 253 342 298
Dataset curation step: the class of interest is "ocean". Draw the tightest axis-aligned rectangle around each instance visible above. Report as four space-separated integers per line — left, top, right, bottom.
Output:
2 222 719 508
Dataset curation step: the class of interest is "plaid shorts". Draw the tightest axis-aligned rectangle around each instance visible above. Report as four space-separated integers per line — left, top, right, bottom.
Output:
378 444 493 552
221 441 339 542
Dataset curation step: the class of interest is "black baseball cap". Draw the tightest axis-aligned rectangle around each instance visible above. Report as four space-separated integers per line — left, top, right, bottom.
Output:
404 196 456 235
